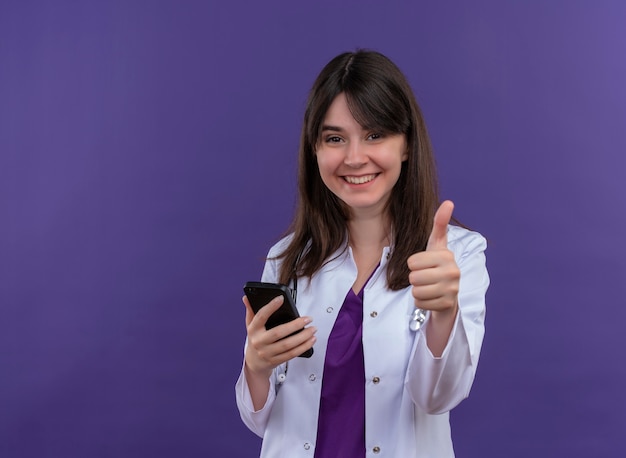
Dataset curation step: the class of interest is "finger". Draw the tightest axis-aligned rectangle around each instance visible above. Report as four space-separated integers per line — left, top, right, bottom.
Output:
427 200 454 251
413 296 458 312
274 335 317 363
268 326 317 355
262 314 313 344
412 283 447 302
247 295 285 330
408 268 446 287
407 250 454 271
252 324 317 365
265 331 317 365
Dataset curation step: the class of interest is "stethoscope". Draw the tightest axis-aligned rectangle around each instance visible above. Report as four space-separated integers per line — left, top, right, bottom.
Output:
277 267 426 384
409 307 427 331
277 275 298 384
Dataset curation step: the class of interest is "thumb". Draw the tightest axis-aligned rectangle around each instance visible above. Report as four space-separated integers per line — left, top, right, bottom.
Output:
243 296 255 327
427 200 454 250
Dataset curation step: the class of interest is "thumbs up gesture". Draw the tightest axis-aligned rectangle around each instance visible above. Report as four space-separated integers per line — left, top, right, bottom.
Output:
407 200 460 314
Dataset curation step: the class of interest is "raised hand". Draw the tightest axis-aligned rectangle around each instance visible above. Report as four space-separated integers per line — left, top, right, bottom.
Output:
407 200 460 314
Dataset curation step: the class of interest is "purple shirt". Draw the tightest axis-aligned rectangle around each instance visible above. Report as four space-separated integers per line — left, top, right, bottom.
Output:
314 273 377 457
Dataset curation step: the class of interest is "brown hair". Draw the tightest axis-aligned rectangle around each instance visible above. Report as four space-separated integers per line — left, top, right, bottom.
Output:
276 50 439 291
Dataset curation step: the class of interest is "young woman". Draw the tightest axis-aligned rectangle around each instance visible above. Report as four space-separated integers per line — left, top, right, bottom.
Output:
236 50 489 458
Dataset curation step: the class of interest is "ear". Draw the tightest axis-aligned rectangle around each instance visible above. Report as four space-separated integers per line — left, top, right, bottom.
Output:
402 138 409 161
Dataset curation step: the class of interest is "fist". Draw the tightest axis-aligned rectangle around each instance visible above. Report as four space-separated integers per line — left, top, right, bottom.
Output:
407 201 460 312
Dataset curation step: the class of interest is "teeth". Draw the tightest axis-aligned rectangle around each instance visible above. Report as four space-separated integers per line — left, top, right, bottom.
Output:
345 174 376 184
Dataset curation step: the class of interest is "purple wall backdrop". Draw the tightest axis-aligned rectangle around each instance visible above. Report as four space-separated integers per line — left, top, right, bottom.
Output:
1 1 625 456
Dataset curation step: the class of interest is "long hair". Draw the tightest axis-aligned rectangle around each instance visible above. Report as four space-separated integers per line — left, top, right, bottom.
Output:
276 50 439 291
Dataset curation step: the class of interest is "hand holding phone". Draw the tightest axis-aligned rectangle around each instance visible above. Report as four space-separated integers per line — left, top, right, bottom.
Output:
244 281 314 358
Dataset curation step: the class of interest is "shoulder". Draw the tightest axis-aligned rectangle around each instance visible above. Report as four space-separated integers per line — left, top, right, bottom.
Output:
260 234 294 283
266 233 295 258
446 225 487 261
262 233 295 278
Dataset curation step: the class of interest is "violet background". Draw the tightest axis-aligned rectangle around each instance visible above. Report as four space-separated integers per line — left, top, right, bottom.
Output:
1 1 625 457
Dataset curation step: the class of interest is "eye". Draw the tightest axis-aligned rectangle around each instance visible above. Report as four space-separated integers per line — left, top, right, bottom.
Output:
325 135 343 143
367 133 383 141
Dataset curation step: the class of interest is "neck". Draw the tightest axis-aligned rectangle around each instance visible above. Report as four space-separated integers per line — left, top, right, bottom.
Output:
347 212 391 253
347 212 390 294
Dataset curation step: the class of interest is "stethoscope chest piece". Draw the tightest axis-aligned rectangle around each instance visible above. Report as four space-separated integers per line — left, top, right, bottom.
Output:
409 308 426 332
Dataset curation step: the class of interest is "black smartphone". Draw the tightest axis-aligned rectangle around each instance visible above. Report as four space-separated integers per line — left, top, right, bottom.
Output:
243 281 313 358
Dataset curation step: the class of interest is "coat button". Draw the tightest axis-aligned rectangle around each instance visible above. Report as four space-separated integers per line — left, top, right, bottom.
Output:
309 374 316 382
326 306 333 313
370 311 378 318
304 442 311 450
373 446 381 453
372 376 380 384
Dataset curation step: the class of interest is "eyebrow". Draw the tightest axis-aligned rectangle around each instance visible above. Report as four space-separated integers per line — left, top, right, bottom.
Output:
321 125 345 133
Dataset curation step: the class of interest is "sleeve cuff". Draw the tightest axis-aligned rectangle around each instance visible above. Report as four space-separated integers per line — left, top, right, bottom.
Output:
420 308 463 360
235 364 277 437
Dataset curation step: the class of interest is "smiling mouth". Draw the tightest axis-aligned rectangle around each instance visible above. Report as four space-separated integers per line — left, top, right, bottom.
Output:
344 174 377 185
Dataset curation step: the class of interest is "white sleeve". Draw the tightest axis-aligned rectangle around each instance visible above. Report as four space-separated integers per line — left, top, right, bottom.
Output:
234 239 289 436
405 229 489 414
234 358 278 437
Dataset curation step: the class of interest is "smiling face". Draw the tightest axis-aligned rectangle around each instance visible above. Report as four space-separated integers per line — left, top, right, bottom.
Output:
315 93 408 219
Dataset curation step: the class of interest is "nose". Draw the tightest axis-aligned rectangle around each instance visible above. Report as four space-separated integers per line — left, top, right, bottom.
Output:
344 141 367 168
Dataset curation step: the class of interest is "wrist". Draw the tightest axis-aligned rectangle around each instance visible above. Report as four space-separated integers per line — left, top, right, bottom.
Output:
244 359 273 381
430 300 458 323
424 300 458 357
